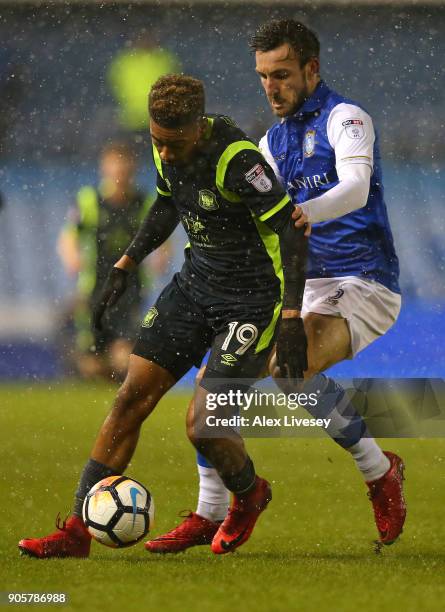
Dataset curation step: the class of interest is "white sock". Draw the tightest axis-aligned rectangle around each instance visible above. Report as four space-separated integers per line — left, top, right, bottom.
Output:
196 466 230 522
348 438 390 482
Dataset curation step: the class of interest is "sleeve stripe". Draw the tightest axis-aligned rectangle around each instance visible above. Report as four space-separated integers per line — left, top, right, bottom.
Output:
216 140 260 202
156 186 172 197
258 194 290 222
339 155 372 161
152 144 163 177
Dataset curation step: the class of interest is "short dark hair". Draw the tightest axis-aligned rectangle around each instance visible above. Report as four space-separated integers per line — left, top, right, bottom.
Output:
249 19 320 67
149 74 205 128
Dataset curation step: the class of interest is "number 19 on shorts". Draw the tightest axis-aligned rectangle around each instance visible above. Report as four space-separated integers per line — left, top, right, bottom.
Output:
221 322 259 355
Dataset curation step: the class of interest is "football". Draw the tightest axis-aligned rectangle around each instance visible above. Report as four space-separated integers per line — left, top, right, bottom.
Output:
82 476 154 548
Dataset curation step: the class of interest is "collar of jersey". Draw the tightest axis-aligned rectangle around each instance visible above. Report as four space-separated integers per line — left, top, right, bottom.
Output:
286 80 331 121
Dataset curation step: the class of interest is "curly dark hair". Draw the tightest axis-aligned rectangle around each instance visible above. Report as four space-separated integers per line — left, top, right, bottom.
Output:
249 19 320 67
149 74 205 128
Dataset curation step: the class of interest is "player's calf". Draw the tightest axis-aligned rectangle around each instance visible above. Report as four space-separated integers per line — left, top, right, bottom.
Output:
89 359 174 473
19 359 174 560
187 387 270 553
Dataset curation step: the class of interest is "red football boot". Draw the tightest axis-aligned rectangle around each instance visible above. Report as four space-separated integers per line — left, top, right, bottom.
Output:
367 451 406 545
145 512 219 553
211 476 271 555
18 515 91 558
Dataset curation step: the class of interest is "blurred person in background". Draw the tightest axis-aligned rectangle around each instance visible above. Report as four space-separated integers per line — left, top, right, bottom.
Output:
107 31 180 135
57 142 169 381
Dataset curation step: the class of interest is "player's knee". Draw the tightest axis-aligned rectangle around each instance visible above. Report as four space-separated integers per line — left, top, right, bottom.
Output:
112 376 158 424
186 421 198 447
186 410 200 447
109 339 132 380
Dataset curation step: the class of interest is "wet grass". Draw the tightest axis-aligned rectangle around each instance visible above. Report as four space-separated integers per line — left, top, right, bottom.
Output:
1 382 444 611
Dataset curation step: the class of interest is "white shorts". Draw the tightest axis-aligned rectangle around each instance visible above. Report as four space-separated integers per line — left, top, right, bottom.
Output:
301 276 401 357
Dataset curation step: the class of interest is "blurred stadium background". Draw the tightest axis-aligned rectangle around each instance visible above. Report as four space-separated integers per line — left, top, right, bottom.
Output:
1 5 445 610
0 0 444 381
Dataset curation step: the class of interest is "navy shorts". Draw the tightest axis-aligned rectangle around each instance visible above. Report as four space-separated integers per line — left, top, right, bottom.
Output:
132 273 280 381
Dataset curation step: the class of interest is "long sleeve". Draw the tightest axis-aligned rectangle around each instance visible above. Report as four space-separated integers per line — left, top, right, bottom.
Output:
125 195 179 264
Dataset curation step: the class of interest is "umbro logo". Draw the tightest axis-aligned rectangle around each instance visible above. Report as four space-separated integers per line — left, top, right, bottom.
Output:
221 353 237 366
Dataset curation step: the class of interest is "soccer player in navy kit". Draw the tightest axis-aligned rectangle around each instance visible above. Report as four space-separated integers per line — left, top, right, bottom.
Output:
18 75 308 558
147 20 406 553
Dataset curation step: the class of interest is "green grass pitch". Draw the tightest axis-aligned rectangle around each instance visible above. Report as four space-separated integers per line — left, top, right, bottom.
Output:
1 383 445 611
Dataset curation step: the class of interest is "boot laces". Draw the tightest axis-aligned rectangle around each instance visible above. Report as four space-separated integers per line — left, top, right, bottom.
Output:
161 511 194 538
55 512 70 532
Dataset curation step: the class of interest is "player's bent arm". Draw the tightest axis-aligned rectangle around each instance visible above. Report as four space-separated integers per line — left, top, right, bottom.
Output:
122 195 179 266
299 163 371 223
222 146 306 309
222 147 308 376
266 203 308 379
265 203 307 314
300 103 375 223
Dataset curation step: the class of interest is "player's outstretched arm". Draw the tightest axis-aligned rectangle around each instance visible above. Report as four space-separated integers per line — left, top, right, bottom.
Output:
92 195 179 330
294 105 375 225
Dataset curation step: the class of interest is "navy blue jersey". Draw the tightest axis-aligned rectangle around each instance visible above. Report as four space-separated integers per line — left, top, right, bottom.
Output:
260 81 400 294
152 115 290 304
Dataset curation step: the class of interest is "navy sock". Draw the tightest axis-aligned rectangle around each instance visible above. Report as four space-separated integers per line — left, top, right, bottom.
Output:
73 459 118 517
221 456 256 494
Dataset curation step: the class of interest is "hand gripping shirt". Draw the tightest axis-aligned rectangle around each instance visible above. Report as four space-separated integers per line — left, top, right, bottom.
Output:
260 81 400 294
152 115 291 304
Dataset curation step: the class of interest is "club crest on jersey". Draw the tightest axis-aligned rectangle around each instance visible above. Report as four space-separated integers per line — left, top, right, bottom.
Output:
303 130 316 158
142 306 159 328
245 163 272 192
198 189 219 211
342 119 364 140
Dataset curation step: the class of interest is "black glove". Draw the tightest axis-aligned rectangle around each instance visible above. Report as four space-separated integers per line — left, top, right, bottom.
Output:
92 267 129 331
276 317 308 380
